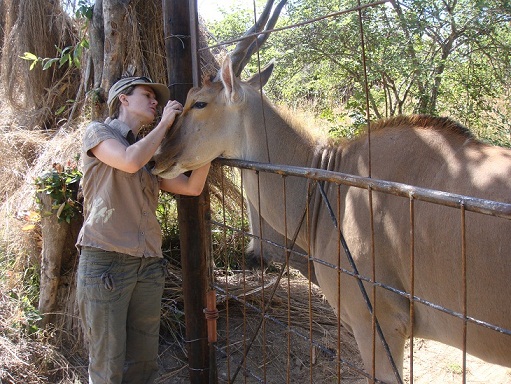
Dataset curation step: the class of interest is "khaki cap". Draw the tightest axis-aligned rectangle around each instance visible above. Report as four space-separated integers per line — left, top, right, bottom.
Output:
107 76 170 114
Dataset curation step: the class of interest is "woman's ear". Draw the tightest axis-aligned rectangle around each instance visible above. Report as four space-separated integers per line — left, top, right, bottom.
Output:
119 94 128 107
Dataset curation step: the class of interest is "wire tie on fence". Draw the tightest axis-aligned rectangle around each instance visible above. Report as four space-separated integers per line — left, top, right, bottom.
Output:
203 308 219 320
188 366 210 372
183 337 208 343
169 82 194 88
205 290 219 343
165 34 190 49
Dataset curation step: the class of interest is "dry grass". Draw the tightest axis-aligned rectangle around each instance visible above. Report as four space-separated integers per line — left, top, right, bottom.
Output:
0 305 86 383
1 0 79 129
0 93 88 382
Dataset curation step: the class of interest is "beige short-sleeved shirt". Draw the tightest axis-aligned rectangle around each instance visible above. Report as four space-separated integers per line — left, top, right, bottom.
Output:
76 118 163 258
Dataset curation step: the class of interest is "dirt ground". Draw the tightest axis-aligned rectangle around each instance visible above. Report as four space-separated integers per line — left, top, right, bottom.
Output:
156 269 511 384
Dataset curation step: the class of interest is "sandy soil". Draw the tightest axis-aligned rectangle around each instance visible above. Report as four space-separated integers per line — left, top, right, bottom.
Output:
157 269 511 383
403 340 511 384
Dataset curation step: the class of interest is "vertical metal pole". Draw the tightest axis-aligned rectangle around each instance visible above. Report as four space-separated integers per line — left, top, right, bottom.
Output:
163 1 210 383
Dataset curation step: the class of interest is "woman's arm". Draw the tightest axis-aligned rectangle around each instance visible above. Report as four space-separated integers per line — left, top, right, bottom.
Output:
159 162 211 196
91 101 182 173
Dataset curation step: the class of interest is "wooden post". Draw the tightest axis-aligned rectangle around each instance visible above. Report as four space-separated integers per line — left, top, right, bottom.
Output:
163 1 211 382
164 0 194 101
37 193 69 326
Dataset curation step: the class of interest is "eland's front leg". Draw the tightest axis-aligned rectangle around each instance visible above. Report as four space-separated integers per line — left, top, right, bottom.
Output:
348 294 410 383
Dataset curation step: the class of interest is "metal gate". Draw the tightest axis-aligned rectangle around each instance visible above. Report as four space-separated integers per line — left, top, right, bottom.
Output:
207 158 511 383
171 1 511 383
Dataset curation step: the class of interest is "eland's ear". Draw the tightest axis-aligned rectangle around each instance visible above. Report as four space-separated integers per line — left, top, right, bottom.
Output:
247 60 274 90
220 56 243 104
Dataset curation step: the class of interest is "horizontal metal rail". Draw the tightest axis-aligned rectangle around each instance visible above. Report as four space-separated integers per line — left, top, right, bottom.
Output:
215 157 511 220
212 157 511 383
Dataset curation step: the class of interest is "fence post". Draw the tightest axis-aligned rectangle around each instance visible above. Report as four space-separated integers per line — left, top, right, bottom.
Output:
163 1 211 382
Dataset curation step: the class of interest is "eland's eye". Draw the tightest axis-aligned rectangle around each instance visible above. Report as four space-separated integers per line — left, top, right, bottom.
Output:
192 101 208 109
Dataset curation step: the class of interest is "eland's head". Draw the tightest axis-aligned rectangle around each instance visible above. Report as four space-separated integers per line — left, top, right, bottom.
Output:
152 0 286 179
152 56 274 179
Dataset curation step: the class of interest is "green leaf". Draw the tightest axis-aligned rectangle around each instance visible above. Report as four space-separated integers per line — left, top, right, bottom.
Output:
73 45 82 68
42 58 59 70
20 52 38 61
56 105 66 115
59 53 70 68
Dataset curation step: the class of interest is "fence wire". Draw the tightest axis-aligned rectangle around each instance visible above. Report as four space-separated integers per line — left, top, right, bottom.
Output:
207 158 511 384
194 1 511 383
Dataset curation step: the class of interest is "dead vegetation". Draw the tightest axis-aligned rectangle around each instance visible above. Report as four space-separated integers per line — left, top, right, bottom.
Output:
0 1 228 380
1 0 79 129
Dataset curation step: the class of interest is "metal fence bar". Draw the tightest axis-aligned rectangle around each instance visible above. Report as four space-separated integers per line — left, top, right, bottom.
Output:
213 285 372 380
215 158 511 219
214 158 511 355
461 204 468 384
408 196 416 384
211 158 511 384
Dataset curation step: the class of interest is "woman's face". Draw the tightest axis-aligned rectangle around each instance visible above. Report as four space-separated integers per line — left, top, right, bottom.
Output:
120 85 159 124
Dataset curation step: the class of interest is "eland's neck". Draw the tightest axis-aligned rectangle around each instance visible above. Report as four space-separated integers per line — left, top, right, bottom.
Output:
242 99 317 167
240 99 326 250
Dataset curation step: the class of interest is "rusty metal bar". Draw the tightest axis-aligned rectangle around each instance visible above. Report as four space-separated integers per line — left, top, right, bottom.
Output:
215 158 511 220
283 175 292 384
257 171 268 383
409 196 416 384
228 170 268 383
240 170 248 381
369 186 378 383
461 204 468 384
212 159 511 384
219 167 231 383
336 185 342 384
307 181 314 384
226 171 320 382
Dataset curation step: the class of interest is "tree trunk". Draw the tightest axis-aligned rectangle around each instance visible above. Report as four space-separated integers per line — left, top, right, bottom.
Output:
0 0 4 62
102 0 129 95
37 193 71 326
90 0 105 90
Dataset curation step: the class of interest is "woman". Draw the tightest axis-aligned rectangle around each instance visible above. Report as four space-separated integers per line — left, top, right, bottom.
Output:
76 76 210 384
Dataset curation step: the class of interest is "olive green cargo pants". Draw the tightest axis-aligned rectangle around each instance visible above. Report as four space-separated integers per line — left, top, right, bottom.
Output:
77 247 166 384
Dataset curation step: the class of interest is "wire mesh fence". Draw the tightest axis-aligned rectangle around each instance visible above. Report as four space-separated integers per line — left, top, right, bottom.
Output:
208 159 511 383
191 1 511 383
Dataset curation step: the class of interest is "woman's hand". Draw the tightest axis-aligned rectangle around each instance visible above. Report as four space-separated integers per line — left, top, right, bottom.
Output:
160 100 183 129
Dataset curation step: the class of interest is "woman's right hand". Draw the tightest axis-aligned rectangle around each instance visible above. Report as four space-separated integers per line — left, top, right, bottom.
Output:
160 100 183 129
